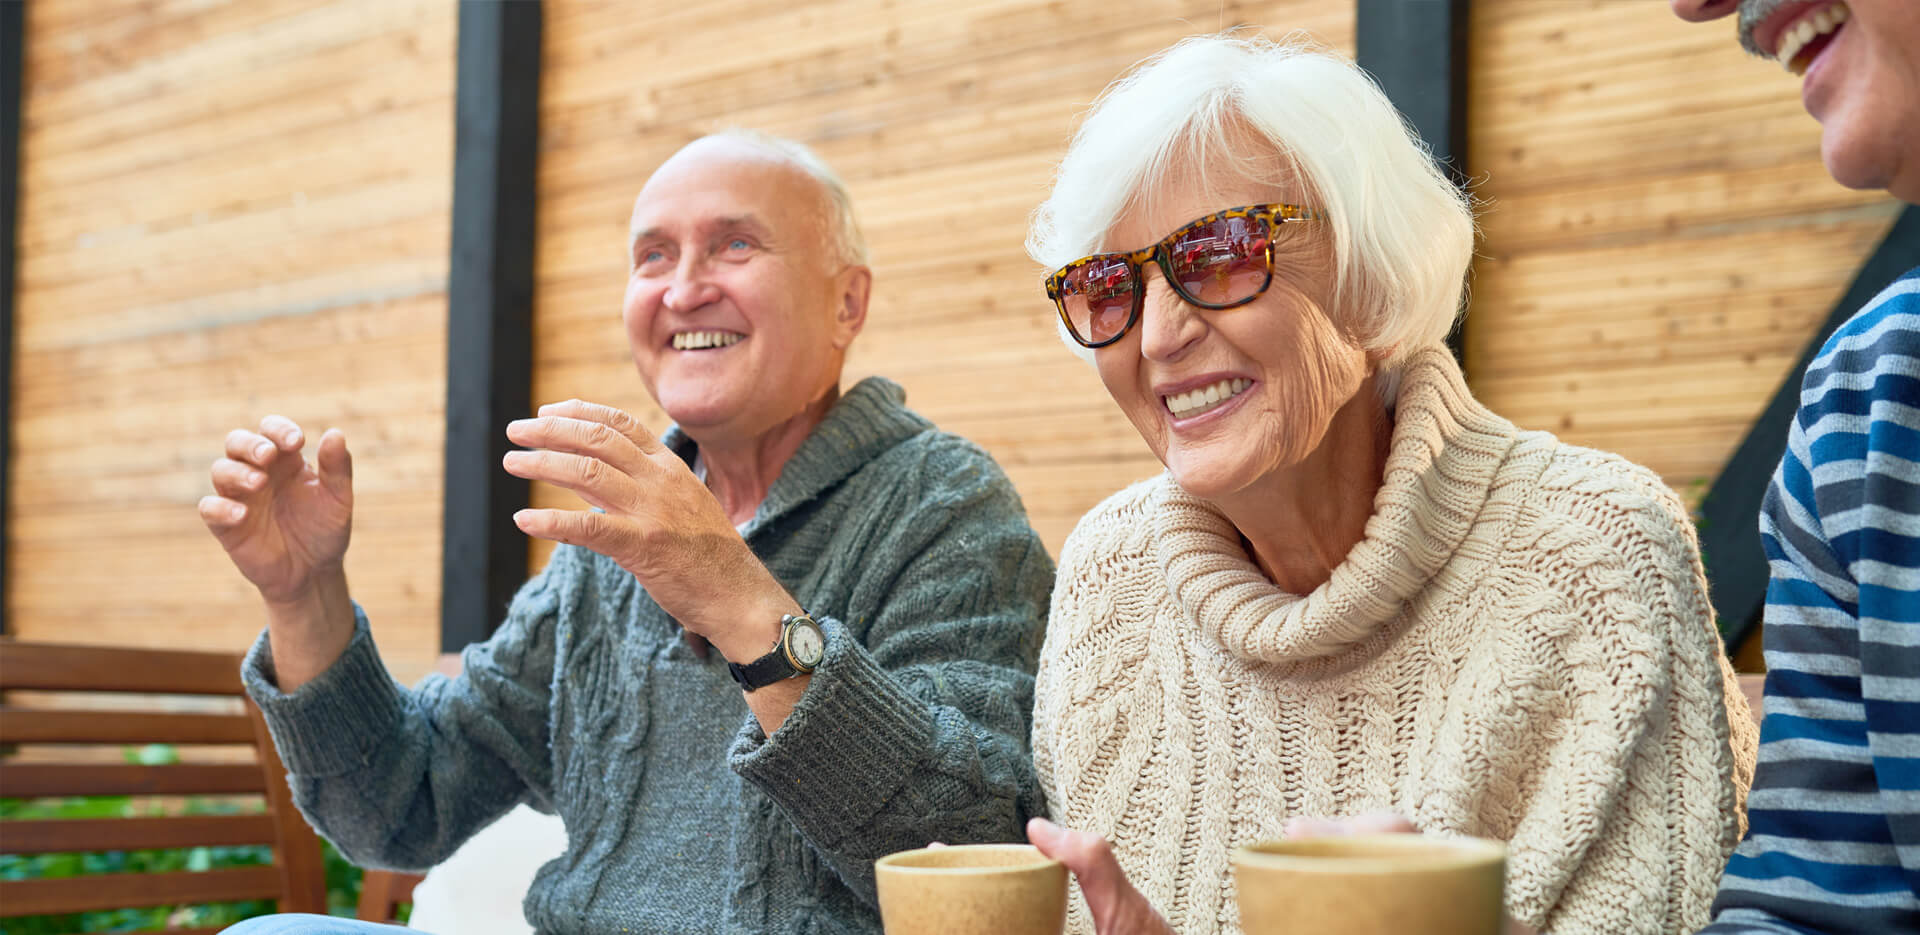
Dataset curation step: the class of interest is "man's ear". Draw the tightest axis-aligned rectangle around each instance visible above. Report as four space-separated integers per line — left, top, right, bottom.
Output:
831 266 873 350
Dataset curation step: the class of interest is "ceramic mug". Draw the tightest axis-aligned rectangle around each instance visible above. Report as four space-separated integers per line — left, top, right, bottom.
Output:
1234 833 1507 935
874 843 1068 935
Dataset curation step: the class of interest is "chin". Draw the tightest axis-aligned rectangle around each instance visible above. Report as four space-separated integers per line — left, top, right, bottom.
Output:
1819 119 1903 193
653 385 741 430
1164 454 1257 501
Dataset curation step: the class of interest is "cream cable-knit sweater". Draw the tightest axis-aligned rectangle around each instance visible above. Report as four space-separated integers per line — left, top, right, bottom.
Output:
1034 347 1759 935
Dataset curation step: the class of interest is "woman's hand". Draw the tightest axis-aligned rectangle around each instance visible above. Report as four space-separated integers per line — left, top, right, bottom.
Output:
1027 818 1174 935
1282 811 1416 838
1284 813 1536 935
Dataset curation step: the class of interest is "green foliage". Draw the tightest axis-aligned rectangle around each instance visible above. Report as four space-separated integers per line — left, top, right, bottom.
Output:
1 780 369 932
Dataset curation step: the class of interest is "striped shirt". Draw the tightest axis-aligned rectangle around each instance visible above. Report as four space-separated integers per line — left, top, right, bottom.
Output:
1707 268 1920 934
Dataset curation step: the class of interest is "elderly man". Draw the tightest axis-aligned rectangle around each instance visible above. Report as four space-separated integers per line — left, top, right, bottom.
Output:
205 131 1053 934
1668 1 1920 932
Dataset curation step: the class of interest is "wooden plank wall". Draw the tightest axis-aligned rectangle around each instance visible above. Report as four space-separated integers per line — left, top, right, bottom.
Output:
529 0 1356 566
1466 0 1900 506
8 0 455 684
7 0 1894 669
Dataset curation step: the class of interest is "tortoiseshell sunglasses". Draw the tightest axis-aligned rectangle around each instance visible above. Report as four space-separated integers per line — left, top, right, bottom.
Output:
1043 203 1325 349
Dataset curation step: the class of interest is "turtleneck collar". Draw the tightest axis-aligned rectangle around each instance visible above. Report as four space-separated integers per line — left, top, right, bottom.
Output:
1149 345 1521 668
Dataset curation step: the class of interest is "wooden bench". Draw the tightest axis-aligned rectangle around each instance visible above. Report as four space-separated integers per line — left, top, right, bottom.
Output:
0 640 328 931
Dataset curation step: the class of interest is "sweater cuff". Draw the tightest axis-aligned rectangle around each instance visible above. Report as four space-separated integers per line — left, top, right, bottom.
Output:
241 604 407 778
728 616 935 846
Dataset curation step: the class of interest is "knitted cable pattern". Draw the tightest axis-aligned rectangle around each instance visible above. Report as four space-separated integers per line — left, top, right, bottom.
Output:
1034 346 1758 935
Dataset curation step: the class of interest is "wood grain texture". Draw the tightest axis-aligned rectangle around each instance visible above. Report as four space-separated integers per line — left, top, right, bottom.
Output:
7 0 454 682
528 1 1356 568
1465 0 1900 510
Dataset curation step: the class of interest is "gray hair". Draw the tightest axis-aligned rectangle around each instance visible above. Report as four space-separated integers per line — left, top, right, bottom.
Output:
1027 33 1475 393
706 128 870 268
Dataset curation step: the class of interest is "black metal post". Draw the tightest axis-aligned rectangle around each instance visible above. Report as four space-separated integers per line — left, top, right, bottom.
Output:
1356 0 1471 364
440 0 542 651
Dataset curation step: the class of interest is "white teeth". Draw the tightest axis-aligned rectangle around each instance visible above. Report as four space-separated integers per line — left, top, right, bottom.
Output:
1777 1 1848 75
671 331 743 350
1164 378 1252 418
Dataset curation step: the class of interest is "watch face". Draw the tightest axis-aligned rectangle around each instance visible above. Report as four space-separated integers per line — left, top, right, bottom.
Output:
787 619 825 669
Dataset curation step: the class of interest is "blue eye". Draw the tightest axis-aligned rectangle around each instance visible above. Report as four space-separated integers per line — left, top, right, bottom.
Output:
727 238 752 252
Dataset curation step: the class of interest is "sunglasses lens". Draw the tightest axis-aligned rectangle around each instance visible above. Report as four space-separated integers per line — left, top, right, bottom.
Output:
1167 216 1269 306
1058 257 1138 345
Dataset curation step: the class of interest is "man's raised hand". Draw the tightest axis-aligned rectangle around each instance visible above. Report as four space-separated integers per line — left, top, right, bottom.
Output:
199 416 354 607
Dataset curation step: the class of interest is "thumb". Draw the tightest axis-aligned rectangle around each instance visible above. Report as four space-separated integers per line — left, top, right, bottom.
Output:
315 428 354 503
1030 818 1159 935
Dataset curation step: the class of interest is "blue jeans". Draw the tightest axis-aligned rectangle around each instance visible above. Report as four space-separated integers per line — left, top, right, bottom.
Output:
223 914 404 935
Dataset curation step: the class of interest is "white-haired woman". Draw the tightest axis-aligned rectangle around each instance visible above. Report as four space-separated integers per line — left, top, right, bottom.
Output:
1018 34 1758 935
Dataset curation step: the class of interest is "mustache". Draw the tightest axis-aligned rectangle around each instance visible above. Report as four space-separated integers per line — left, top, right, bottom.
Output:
1737 0 1796 56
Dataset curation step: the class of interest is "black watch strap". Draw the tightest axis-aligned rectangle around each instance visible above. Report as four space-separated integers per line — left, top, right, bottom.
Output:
727 614 820 692
727 648 799 691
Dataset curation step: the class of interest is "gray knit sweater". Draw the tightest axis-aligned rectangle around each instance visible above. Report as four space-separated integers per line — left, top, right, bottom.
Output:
242 377 1055 934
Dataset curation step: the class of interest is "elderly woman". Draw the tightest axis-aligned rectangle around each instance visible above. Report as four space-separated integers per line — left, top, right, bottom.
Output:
1019 34 1758 935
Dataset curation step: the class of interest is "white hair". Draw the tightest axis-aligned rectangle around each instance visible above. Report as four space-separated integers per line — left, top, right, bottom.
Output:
707 128 870 268
1027 33 1475 393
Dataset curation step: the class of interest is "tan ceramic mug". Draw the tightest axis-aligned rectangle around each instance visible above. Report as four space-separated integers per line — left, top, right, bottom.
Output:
1233 834 1507 935
874 843 1068 935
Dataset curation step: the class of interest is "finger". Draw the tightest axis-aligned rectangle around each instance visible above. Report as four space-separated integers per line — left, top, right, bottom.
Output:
1283 816 1345 838
513 508 627 554
1029 818 1145 931
225 429 278 468
198 495 248 536
506 416 648 475
1349 811 1417 834
502 450 637 512
210 457 269 499
314 428 354 503
257 415 305 453
535 399 663 455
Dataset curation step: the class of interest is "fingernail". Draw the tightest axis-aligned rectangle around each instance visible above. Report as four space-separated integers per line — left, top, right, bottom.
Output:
287 430 302 446
247 471 265 488
255 443 273 460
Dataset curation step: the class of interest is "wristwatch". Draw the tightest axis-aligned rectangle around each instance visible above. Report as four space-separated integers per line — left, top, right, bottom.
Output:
727 613 826 691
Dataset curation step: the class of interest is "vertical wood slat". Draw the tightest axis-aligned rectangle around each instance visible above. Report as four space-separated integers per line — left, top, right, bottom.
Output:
249 699 328 915
441 0 542 652
0 0 22 633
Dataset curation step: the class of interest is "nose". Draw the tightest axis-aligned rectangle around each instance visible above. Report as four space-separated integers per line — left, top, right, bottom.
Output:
662 260 721 314
1669 0 1737 22
1135 271 1206 362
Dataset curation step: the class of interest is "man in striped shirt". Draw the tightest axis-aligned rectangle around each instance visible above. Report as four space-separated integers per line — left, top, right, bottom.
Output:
1671 0 1920 931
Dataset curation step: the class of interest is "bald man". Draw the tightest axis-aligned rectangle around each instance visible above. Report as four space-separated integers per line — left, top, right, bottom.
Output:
211 131 1052 934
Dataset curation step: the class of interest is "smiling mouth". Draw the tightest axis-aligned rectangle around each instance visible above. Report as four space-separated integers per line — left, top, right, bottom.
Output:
1164 378 1252 419
1774 1 1848 75
670 330 744 351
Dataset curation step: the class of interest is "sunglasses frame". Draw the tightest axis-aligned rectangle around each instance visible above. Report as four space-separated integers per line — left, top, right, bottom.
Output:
1044 202 1326 349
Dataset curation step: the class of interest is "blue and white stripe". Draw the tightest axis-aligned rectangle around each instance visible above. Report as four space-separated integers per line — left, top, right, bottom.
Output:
1708 269 1920 934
